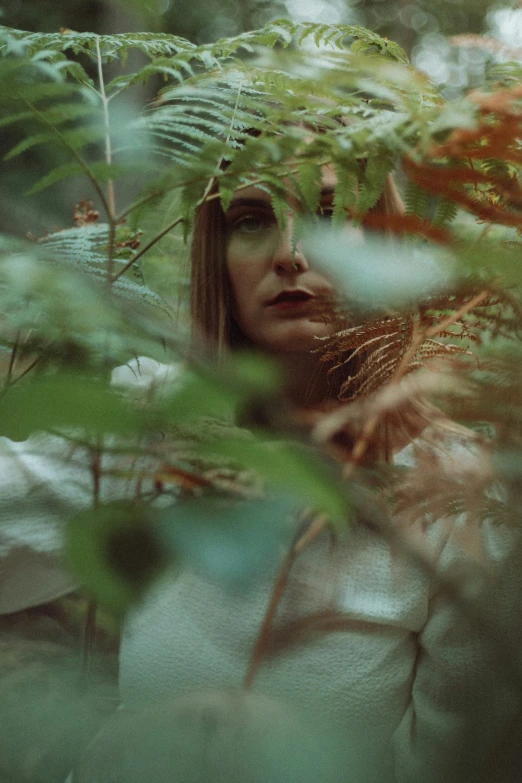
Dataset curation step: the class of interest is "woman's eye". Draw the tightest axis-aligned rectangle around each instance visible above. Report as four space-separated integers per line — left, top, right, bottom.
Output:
231 214 274 234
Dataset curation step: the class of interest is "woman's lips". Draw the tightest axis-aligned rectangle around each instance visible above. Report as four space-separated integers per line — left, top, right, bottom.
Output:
270 300 311 310
266 290 314 309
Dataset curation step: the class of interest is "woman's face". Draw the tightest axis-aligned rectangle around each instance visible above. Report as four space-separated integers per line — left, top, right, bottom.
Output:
225 166 341 354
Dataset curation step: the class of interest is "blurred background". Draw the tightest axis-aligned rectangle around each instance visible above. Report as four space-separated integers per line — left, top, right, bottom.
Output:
3 0 522 96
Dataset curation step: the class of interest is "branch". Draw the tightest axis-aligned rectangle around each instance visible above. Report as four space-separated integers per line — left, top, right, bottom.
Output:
110 215 184 283
4 331 21 391
243 512 327 688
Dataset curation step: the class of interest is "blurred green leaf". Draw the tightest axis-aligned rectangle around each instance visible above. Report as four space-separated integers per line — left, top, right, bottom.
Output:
161 353 282 423
66 502 168 616
0 374 144 440
204 436 350 526
304 226 454 312
156 494 298 587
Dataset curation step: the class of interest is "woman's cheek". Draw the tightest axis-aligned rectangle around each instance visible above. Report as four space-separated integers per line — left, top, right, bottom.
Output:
227 229 279 266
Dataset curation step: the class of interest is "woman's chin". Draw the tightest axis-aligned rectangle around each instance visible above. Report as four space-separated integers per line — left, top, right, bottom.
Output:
260 320 334 354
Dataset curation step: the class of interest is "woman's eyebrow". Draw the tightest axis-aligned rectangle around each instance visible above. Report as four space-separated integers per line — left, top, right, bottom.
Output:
226 197 272 211
227 187 335 212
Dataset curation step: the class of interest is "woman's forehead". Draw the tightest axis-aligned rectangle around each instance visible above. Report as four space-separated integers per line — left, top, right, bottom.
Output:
230 164 337 205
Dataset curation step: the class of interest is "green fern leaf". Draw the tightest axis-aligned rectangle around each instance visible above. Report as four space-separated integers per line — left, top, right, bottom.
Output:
332 164 357 226
484 60 522 88
0 103 98 129
432 198 458 228
356 151 395 214
403 180 429 219
271 188 290 230
481 158 513 179
0 109 38 127
3 81 79 104
26 161 142 195
297 163 322 213
5 125 104 160
37 224 172 316
1 27 196 62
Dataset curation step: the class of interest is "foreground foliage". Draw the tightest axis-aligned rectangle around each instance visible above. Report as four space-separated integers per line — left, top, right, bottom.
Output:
0 21 522 676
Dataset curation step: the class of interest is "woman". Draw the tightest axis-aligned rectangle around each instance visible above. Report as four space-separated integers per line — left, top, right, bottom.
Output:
1 160 520 783
115 168 520 782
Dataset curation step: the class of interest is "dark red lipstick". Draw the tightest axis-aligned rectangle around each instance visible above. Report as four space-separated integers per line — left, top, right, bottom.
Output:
266 289 313 308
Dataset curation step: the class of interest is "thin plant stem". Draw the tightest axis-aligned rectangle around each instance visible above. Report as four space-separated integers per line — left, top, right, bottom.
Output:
95 37 117 284
200 79 244 206
4 331 20 390
107 220 116 285
96 37 116 220
82 598 98 678
244 512 327 688
111 216 184 283
8 355 43 387
19 95 112 220
0 354 44 401
83 442 102 677
110 157 330 281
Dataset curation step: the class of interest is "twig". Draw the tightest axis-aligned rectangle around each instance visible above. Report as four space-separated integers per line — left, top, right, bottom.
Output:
110 156 331 281
82 443 102 678
110 216 184 283
82 599 98 678
94 37 118 284
8 355 44 387
4 331 21 390
243 512 327 688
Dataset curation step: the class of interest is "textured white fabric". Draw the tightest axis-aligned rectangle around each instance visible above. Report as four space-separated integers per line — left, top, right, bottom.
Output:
0 357 181 615
1 358 520 781
0 432 91 613
120 434 522 783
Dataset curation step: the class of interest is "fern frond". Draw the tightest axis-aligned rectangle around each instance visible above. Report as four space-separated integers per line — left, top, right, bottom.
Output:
238 19 408 63
432 198 458 228
481 158 513 179
403 180 429 219
0 27 197 62
4 125 104 160
297 164 322 214
332 165 358 226
26 161 147 196
356 150 395 214
0 102 99 129
316 289 507 403
37 224 171 316
484 61 522 88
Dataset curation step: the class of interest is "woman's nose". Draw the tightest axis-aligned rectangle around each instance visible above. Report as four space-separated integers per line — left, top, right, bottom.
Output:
271 222 309 275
